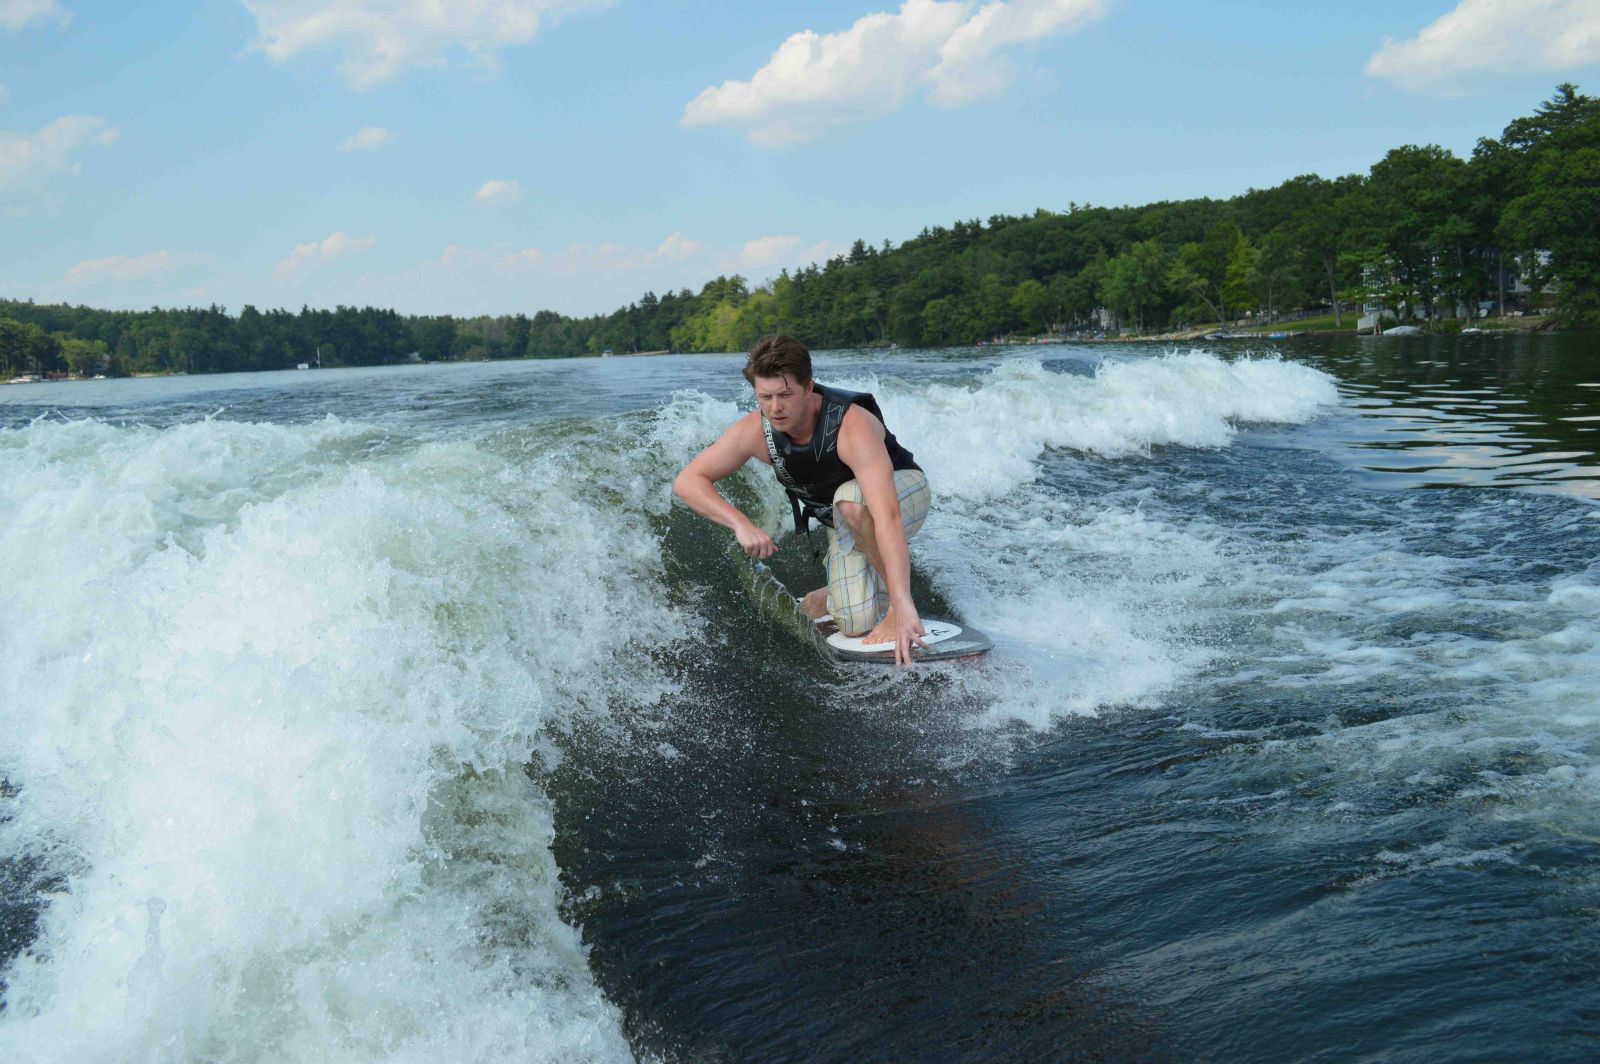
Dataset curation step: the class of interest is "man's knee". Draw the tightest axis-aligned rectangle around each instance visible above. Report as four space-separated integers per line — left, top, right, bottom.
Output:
836 601 879 637
835 499 868 530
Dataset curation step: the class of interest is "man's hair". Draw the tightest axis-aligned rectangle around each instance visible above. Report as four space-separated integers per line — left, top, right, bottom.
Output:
743 334 812 386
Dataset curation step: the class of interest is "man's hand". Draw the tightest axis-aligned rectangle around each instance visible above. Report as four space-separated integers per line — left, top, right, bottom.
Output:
734 519 777 559
864 599 927 666
672 413 780 559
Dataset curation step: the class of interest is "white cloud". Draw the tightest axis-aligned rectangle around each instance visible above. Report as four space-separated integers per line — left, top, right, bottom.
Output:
244 0 614 90
0 0 70 32
431 243 543 273
682 0 1107 146
737 235 838 270
930 0 1107 106
545 232 706 274
63 251 180 287
498 246 544 270
435 230 829 282
0 83 9 109
474 178 521 205
0 114 116 203
40 250 220 306
273 230 376 283
403 232 706 283
339 125 393 151
655 231 705 263
438 231 822 280
338 228 841 316
551 244 652 273
1366 0 1600 93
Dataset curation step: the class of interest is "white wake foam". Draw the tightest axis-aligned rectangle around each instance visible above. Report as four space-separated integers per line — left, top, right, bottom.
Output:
874 353 1340 502
0 416 676 1062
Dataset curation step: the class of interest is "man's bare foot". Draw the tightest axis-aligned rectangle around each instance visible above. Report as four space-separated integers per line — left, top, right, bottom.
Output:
862 604 899 644
800 587 830 619
861 603 922 651
861 617 893 644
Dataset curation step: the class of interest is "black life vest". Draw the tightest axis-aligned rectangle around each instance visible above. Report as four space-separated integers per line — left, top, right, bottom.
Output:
761 383 919 532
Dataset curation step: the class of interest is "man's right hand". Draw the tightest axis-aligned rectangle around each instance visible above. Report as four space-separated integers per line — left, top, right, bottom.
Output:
734 520 777 559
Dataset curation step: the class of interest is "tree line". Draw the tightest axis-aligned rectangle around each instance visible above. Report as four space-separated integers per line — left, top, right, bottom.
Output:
3 84 1596 378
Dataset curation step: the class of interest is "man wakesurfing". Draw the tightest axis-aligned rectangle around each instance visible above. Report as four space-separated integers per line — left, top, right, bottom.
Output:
673 334 932 666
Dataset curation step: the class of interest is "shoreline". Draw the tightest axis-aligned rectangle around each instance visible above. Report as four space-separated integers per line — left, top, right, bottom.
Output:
1 319 1575 384
1053 314 1565 345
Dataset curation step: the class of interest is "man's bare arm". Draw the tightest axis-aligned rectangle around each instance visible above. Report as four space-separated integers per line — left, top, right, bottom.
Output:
672 413 777 558
837 407 926 663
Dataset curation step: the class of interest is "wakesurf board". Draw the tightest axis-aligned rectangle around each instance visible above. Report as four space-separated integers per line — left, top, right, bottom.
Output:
812 613 993 664
747 557 992 664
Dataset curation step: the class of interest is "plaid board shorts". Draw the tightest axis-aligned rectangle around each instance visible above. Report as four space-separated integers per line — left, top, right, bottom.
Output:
825 468 932 636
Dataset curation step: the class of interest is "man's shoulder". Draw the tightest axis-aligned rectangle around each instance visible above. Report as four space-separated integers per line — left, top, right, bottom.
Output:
731 408 763 434
839 401 885 436
726 409 770 458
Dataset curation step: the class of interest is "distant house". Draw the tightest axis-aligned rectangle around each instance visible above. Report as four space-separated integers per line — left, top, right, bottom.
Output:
1360 250 1552 331
1357 262 1388 334
1506 250 1552 299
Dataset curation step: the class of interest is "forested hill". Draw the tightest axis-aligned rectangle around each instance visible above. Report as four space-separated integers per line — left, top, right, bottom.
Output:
4 84 1597 378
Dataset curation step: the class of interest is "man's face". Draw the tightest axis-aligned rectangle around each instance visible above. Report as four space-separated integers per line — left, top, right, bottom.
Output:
752 374 810 430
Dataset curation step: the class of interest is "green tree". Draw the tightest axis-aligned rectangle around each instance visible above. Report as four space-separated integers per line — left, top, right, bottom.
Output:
1168 243 1224 325
108 333 136 376
1362 144 1471 324
1010 279 1051 334
1281 174 1363 324
1164 222 1241 324
1102 240 1169 332
1221 233 1261 319
1499 85 1600 327
921 297 969 345
410 316 456 361
974 273 1014 337
0 317 26 375
731 290 782 349
2 320 62 375
1256 227 1303 321
62 337 109 377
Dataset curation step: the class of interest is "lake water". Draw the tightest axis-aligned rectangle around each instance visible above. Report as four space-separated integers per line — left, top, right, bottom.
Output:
2 335 1598 1061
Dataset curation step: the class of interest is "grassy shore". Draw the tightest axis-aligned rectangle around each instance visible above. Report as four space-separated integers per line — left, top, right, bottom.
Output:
1077 311 1562 344
1238 313 1357 333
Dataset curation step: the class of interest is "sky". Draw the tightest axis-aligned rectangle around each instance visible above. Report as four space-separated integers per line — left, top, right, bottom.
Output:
2 0 1598 319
